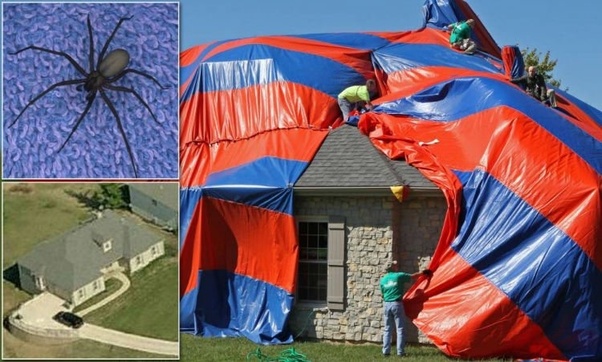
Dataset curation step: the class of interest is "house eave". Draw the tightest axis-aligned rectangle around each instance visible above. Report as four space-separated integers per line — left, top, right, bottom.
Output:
293 186 441 198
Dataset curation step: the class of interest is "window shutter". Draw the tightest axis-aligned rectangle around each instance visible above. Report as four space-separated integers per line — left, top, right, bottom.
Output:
327 215 345 311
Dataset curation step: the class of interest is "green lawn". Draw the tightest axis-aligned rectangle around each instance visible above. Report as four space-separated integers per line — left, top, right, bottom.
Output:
83 255 179 341
3 183 98 265
180 334 512 362
73 278 122 313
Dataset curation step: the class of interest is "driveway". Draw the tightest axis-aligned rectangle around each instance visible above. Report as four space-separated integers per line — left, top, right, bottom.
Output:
11 280 178 357
79 324 178 356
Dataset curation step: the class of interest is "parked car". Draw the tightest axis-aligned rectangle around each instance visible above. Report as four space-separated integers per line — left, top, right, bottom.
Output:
53 311 84 329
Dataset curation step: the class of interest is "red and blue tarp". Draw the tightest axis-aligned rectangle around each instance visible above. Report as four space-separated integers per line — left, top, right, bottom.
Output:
179 0 601 359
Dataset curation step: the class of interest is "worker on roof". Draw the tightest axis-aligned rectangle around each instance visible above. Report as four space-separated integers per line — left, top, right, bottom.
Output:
447 19 476 55
337 79 377 122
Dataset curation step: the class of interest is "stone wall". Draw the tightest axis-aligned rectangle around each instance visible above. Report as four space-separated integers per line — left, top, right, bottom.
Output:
290 193 445 344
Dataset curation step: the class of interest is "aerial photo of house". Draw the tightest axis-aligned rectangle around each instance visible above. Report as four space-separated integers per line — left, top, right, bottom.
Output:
17 209 165 307
2 182 179 359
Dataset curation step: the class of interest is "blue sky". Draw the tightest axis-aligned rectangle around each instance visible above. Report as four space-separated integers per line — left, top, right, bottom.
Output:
180 0 602 111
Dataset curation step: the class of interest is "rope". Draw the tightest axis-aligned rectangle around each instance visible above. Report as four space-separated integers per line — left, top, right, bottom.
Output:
246 347 310 362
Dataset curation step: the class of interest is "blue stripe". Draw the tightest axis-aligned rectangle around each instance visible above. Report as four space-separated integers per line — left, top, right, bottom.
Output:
453 169 602 358
200 44 365 96
294 32 391 49
179 187 203 248
373 43 501 75
377 77 602 174
180 270 294 344
206 157 309 188
555 88 602 128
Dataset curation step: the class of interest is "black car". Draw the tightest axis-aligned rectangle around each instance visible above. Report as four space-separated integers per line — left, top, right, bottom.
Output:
53 311 84 329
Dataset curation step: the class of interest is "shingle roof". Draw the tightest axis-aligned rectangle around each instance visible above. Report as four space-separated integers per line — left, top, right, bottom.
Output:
18 210 163 292
295 124 437 190
128 183 179 211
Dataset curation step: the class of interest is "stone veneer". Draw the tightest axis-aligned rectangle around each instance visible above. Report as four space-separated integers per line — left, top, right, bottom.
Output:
290 193 445 344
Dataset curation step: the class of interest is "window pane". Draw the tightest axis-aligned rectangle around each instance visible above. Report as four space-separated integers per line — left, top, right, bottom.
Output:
308 222 318 234
299 222 308 234
318 222 328 235
318 234 327 248
317 248 327 260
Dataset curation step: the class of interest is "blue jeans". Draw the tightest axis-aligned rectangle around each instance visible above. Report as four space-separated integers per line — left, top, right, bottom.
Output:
382 301 405 356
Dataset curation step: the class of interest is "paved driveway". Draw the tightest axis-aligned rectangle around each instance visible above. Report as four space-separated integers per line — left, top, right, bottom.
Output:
12 285 178 357
79 324 178 356
16 292 69 329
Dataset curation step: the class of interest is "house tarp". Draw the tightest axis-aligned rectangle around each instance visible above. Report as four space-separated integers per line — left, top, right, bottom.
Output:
179 0 602 359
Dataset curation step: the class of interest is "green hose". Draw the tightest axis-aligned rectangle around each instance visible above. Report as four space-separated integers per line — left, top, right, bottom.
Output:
246 347 310 362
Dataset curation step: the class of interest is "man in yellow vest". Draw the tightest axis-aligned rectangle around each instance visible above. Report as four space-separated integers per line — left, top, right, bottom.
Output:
337 79 377 122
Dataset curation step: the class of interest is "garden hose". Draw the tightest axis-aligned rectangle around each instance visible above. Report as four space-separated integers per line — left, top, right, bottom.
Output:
246 347 310 362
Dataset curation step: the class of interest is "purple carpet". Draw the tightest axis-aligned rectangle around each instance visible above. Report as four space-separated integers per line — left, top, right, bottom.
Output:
3 3 179 179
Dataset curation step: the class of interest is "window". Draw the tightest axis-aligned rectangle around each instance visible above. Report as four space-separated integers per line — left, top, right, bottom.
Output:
102 239 112 252
35 275 45 290
297 221 328 302
93 280 99 290
78 289 85 299
136 255 142 265
151 246 157 256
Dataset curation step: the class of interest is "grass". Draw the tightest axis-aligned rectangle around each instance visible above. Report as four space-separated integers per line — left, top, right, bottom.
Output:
3 182 98 265
73 277 122 313
83 254 179 341
2 281 31 317
180 334 512 362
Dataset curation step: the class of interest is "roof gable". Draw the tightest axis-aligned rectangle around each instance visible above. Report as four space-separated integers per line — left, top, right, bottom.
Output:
295 124 437 190
18 210 162 291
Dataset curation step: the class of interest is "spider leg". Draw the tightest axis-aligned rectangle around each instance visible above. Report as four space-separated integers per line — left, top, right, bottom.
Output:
10 46 88 77
110 69 169 89
8 79 86 128
104 84 161 126
57 92 96 153
97 15 133 70
87 15 94 72
99 89 139 178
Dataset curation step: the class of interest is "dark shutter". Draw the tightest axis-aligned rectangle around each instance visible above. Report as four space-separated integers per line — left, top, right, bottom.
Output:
327 215 345 310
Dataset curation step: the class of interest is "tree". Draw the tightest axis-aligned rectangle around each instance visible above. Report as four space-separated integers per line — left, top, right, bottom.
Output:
521 47 566 90
90 184 126 210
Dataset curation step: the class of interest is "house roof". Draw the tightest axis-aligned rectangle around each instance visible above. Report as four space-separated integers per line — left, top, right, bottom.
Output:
128 183 179 211
18 210 163 292
294 124 438 192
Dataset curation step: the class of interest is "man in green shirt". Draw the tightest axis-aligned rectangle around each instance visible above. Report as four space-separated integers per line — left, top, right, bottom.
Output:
380 261 432 357
447 19 476 55
337 79 377 122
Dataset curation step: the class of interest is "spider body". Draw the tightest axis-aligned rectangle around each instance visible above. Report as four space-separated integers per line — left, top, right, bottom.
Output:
8 15 166 178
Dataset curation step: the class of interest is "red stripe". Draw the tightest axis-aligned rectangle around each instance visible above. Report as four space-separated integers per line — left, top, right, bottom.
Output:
180 128 328 188
372 27 451 47
200 36 375 79
378 65 602 141
405 254 565 359
361 110 601 270
180 82 338 145
181 197 298 296
180 44 210 67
